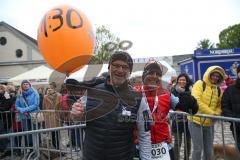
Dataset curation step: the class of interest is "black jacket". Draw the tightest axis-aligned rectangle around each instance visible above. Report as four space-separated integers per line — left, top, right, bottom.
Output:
222 79 240 119
171 86 191 134
222 78 240 132
222 78 240 122
83 78 142 160
0 92 12 112
0 92 14 131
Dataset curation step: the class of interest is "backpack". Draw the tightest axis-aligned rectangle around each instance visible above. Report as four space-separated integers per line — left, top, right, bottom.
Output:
202 81 221 97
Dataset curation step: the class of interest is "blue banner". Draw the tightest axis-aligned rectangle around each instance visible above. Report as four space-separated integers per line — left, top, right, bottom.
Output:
179 61 194 81
194 48 240 57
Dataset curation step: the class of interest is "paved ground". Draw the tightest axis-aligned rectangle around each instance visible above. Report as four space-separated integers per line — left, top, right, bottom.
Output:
177 121 236 160
0 121 236 160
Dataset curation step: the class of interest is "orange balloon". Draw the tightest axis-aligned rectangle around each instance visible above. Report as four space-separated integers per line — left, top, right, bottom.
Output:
37 5 95 74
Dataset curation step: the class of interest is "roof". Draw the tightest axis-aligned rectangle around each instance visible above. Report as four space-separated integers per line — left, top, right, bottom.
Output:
172 54 193 64
0 21 38 48
177 58 193 65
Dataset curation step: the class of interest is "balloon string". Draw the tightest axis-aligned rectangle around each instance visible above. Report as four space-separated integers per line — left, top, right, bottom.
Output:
66 72 70 77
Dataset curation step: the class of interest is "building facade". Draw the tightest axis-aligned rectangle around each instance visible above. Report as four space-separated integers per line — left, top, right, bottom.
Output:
0 21 46 82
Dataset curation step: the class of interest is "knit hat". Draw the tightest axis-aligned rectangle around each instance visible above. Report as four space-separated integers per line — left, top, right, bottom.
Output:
108 51 133 73
21 80 31 87
142 61 162 81
237 65 240 74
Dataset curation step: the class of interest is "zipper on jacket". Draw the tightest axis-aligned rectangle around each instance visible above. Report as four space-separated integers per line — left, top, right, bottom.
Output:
208 87 214 107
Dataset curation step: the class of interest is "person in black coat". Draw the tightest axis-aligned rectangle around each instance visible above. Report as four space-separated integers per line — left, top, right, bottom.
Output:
170 73 194 160
37 87 44 110
0 84 14 158
0 84 14 132
222 65 240 151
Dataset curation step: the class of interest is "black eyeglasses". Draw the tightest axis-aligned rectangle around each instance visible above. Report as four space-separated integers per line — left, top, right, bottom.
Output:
111 63 130 71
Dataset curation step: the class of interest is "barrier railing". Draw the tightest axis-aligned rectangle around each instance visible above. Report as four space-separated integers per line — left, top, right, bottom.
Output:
0 110 85 160
169 111 240 160
0 110 239 160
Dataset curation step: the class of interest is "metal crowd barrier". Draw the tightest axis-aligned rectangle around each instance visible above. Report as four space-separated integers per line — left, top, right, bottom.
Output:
0 110 240 160
0 110 85 160
168 111 240 160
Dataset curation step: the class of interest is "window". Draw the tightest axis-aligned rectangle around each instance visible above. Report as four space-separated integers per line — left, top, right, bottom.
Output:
16 49 23 58
0 37 7 45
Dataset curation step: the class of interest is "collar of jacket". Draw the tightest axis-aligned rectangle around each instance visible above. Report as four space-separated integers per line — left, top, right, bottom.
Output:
22 88 34 97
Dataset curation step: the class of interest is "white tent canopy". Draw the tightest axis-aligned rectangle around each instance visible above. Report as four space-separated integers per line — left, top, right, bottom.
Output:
8 65 54 86
9 64 109 86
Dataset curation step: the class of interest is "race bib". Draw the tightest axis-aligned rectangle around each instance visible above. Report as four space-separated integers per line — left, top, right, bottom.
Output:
122 110 131 116
151 142 170 160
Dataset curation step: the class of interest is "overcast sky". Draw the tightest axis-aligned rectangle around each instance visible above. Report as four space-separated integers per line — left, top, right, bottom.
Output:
1 0 240 58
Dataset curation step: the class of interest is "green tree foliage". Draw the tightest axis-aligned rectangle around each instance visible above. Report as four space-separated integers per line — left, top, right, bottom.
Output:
196 38 215 50
90 25 120 64
217 24 240 49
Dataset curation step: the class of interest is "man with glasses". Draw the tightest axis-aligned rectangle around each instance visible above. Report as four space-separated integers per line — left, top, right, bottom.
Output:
71 51 151 160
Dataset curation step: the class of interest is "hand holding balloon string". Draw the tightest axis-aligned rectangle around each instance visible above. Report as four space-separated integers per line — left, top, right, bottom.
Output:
71 97 85 118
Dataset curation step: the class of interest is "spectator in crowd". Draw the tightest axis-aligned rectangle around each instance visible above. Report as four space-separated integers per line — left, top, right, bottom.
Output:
4 83 22 156
37 87 44 110
60 83 67 95
220 80 228 93
42 82 62 149
222 65 240 151
0 84 14 124
6 84 17 100
62 72 108 149
6 83 22 156
62 79 87 149
170 73 193 160
135 61 198 160
71 51 152 160
15 80 40 148
189 66 225 160
0 84 14 158
11 99 22 156
225 71 235 86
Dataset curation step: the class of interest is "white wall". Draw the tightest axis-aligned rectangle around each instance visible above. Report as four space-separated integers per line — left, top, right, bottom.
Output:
0 30 43 62
0 31 28 62
0 27 45 80
32 48 43 60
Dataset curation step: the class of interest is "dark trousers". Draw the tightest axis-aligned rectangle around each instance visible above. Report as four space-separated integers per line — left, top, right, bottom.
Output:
0 114 12 152
51 131 60 149
173 131 191 160
232 129 240 151
71 128 81 148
